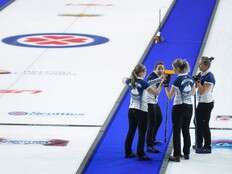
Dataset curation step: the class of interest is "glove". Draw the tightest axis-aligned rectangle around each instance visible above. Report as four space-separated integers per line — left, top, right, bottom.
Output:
163 83 169 87
163 75 171 87
193 72 201 82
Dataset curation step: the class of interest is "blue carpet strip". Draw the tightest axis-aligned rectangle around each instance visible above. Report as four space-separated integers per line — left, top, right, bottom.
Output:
82 0 216 173
0 0 14 11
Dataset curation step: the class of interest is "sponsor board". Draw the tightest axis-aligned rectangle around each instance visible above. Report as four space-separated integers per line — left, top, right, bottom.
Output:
212 139 232 149
66 3 113 7
0 137 69 146
58 13 103 17
0 69 11 74
216 115 232 121
0 90 42 94
8 111 85 117
8 70 77 76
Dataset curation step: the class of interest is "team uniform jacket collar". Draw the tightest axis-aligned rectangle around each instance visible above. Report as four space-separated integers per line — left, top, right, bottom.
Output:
201 69 210 76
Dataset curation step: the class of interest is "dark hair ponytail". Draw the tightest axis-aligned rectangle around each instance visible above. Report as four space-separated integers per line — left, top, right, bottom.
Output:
172 58 189 73
131 64 146 88
179 61 186 71
201 56 214 68
131 71 137 88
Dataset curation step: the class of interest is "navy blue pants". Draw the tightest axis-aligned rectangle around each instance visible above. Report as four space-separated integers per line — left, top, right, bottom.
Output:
172 104 193 156
196 102 214 148
146 103 162 147
125 108 148 157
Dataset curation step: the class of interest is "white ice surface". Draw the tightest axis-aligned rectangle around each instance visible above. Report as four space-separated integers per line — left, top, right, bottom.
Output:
0 0 173 126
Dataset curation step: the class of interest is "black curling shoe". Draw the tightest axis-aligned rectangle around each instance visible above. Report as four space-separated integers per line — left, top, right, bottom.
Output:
184 154 190 160
138 155 151 161
169 156 180 162
147 146 160 153
125 152 136 158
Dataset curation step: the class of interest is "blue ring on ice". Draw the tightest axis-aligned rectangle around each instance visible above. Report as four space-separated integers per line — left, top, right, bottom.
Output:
2 33 109 48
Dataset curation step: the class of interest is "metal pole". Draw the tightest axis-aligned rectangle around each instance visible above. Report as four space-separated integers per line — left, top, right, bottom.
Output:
164 98 169 143
194 91 197 151
159 8 161 31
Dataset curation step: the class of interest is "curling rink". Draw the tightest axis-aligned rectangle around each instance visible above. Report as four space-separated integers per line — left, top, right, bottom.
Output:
0 0 232 174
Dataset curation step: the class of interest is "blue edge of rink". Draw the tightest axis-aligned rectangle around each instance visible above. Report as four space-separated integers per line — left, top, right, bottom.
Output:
0 0 14 10
84 0 216 174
